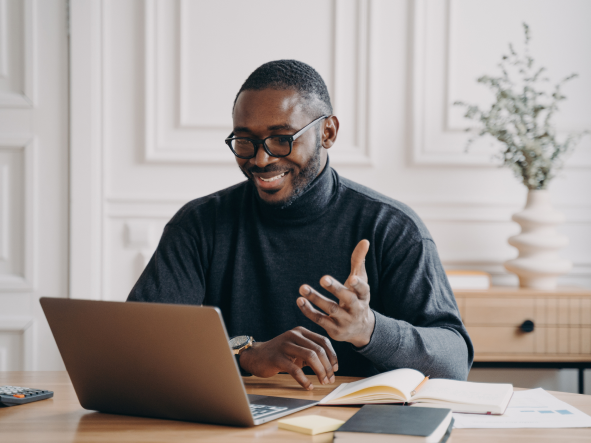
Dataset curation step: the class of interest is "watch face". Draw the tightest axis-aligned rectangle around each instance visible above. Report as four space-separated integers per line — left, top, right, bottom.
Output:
229 335 250 349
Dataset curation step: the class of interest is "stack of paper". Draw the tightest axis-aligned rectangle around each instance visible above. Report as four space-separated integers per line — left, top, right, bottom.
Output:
453 388 591 429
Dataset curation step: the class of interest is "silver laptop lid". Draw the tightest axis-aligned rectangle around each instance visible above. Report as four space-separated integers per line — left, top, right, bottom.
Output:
40 298 255 426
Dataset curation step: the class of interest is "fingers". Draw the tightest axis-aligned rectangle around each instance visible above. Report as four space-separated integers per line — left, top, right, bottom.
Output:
350 239 370 281
299 275 370 315
283 342 332 386
297 296 335 333
319 276 357 304
347 274 371 301
290 335 335 383
282 359 313 390
299 328 339 372
300 284 346 315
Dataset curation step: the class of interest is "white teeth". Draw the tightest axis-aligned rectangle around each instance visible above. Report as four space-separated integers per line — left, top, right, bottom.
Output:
260 172 286 182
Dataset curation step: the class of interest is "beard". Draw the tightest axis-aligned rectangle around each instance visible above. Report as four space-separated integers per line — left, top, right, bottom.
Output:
241 131 323 209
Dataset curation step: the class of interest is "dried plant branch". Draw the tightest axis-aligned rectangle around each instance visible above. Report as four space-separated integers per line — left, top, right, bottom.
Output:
454 23 589 190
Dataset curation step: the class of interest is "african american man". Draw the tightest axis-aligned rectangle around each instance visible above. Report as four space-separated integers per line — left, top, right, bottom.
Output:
127 60 474 390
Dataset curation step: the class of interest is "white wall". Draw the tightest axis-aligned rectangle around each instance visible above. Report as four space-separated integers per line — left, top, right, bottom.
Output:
70 0 591 388
0 0 69 371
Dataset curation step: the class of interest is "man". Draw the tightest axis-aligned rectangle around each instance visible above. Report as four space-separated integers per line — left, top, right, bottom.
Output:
128 60 473 390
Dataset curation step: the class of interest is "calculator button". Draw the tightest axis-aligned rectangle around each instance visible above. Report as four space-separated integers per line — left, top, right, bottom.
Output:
13 394 25 398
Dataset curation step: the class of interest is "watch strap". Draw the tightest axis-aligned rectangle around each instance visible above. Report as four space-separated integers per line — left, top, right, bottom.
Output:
235 353 252 377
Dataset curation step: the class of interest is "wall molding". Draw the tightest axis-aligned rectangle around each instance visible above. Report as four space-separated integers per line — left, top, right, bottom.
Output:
411 0 499 166
410 0 591 167
104 196 591 287
124 220 158 273
0 0 8 78
177 0 230 131
105 194 591 290
410 201 591 224
105 195 591 223
69 0 104 300
0 136 36 292
0 0 37 108
79 0 591 304
0 317 36 370
144 0 374 165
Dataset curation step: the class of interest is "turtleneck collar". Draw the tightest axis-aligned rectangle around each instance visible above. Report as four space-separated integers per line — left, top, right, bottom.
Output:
252 156 339 225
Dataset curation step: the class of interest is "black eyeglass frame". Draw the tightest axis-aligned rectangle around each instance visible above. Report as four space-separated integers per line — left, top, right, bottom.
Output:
224 115 329 159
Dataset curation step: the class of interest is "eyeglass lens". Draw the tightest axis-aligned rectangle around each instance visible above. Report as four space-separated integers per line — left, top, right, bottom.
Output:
230 136 291 158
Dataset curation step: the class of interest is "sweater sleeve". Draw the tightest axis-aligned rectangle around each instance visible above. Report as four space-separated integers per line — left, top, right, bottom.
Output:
355 239 474 380
127 224 206 305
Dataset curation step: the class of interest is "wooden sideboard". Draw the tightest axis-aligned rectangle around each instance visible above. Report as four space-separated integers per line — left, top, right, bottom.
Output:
454 287 591 393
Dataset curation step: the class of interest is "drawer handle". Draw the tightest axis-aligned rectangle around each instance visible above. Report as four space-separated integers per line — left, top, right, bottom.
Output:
520 320 535 333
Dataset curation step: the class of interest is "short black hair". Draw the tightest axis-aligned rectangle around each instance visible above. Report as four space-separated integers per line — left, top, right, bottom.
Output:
233 59 333 117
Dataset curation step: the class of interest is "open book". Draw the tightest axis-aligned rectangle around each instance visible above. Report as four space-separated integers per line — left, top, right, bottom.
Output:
319 368 513 415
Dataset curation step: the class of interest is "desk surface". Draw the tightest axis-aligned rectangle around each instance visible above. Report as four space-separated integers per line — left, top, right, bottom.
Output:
1 372 591 442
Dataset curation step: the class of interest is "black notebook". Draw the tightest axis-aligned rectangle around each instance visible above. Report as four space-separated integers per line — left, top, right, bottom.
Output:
334 405 453 443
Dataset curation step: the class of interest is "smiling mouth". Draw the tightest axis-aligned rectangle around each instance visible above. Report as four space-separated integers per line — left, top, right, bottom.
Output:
259 172 287 182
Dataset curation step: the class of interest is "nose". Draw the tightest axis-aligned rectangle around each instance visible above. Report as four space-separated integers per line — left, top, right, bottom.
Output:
252 142 279 169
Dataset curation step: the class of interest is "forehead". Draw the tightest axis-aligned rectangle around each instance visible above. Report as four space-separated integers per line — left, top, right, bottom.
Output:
233 89 310 127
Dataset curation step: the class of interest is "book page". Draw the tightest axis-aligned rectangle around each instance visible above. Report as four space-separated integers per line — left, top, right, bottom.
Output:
319 383 349 404
319 368 425 404
413 379 513 409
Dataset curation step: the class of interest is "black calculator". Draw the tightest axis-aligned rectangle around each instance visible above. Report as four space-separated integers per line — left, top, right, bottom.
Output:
0 386 53 407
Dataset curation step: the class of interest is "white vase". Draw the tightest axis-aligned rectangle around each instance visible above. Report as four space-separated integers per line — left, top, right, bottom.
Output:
504 190 572 290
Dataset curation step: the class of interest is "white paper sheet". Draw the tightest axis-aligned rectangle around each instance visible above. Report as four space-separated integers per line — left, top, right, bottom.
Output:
452 388 591 429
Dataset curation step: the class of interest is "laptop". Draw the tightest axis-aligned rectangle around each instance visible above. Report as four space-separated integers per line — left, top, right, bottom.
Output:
40 297 318 426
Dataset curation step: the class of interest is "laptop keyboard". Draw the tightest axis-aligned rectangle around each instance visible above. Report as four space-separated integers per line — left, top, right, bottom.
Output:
250 404 288 419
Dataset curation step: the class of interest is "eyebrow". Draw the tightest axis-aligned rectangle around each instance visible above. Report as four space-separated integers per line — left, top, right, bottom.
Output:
233 123 296 134
267 123 295 131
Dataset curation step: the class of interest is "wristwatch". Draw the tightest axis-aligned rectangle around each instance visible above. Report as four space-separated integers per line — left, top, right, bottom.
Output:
229 335 255 354
229 335 255 377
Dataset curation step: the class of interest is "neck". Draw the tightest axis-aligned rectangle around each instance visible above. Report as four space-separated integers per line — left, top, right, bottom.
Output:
253 156 338 225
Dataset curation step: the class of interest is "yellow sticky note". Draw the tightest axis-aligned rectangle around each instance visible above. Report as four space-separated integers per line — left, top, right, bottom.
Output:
278 415 345 435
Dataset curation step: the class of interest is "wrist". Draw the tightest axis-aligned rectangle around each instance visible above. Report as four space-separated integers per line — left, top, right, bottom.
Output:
350 310 376 348
238 343 257 374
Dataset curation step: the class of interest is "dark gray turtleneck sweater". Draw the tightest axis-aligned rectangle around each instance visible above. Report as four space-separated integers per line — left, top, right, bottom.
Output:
127 161 473 379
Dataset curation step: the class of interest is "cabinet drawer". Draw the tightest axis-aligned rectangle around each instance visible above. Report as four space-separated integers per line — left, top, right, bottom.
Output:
468 326 535 353
468 325 591 355
535 298 591 326
464 298 534 326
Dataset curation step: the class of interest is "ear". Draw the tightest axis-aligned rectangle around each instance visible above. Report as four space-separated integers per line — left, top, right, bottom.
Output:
321 115 339 150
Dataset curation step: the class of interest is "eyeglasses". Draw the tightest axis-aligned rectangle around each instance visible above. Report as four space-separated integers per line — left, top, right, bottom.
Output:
225 115 328 159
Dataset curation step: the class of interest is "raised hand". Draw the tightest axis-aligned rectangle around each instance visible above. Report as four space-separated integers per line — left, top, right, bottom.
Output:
297 240 375 348
238 326 338 390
